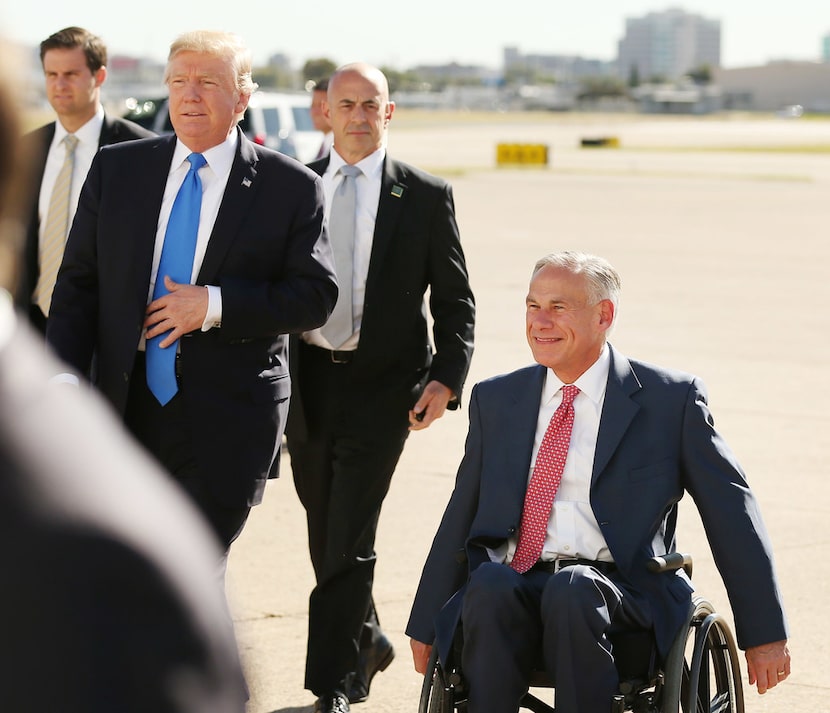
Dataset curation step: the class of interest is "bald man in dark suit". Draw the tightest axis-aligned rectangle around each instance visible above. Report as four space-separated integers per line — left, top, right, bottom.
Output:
286 62 475 713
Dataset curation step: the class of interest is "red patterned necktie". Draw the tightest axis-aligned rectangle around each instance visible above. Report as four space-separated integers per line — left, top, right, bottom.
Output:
510 384 580 574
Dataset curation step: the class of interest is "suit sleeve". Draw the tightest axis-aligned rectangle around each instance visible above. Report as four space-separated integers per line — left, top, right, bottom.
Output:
218 171 337 340
424 181 475 403
680 377 788 649
406 383 485 643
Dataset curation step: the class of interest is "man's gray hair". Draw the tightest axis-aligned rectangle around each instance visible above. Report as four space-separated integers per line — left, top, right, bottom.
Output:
533 251 621 310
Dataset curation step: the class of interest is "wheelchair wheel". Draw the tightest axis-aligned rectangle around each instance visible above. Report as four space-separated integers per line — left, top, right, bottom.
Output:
419 646 457 713
660 596 745 713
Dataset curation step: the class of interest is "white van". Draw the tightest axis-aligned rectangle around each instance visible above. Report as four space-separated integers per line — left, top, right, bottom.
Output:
124 90 325 164
245 91 324 164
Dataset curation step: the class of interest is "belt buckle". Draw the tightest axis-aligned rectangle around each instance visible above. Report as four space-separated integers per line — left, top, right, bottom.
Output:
554 558 579 573
330 350 349 364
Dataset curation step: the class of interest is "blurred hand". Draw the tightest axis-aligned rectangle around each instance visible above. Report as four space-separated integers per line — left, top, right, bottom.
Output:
409 380 453 431
145 276 208 348
746 639 790 694
410 639 432 675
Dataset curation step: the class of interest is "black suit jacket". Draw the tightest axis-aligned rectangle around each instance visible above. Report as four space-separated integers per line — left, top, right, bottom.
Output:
46 129 337 506
407 346 788 662
288 155 475 437
17 114 155 313
0 300 246 712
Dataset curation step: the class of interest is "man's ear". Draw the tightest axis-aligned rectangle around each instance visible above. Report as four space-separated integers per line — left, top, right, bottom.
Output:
598 299 615 331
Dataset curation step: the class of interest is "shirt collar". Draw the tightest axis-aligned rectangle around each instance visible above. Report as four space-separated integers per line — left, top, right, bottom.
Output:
328 146 385 181
542 342 610 407
171 128 238 177
55 104 104 146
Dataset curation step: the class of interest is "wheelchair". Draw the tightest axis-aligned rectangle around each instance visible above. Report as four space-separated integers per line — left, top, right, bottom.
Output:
418 554 744 713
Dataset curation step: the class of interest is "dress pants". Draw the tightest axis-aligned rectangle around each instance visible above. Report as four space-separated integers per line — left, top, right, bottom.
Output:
460 562 653 713
287 342 416 695
124 352 251 555
123 352 252 698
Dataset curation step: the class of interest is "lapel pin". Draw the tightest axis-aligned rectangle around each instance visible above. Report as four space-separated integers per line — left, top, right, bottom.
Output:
242 177 252 188
391 184 404 198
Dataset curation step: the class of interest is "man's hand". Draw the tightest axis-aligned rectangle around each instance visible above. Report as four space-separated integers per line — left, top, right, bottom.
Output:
145 276 208 348
410 638 432 675
409 380 453 430
746 639 790 694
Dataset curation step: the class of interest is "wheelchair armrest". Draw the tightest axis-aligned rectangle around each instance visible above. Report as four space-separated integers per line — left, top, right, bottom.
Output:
647 552 693 578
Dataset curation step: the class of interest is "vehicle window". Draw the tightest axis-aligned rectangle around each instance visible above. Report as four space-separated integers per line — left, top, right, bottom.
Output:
262 108 281 135
292 107 314 132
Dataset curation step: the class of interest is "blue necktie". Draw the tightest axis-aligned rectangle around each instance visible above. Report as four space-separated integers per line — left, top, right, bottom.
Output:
146 152 207 405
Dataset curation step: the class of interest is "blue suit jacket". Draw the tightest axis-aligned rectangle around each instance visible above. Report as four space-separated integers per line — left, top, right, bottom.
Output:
46 129 337 507
406 344 787 662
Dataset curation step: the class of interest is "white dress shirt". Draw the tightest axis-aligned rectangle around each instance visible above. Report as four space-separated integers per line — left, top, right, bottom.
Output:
494 344 614 565
38 105 104 244
147 131 237 336
303 146 384 351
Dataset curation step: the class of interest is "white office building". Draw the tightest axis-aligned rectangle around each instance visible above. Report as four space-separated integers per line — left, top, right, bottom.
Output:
617 8 721 82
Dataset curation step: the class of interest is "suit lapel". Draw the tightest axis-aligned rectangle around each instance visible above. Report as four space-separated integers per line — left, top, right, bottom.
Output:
197 130 258 284
592 344 642 482
365 158 407 297
129 137 177 307
502 365 547 495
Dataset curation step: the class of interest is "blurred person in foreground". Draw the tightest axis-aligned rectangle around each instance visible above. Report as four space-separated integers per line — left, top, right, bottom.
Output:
46 30 336 592
407 252 789 713
310 77 332 159
0 37 246 713
286 62 475 713
18 26 154 333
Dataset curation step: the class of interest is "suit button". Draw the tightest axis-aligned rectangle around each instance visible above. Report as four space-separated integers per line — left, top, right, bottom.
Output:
508 526 517 535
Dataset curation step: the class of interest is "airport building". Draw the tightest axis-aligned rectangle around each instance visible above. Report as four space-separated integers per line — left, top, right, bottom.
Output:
617 8 721 82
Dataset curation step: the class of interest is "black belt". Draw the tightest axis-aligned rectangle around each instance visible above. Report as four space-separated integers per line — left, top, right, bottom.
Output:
531 558 617 575
304 342 355 364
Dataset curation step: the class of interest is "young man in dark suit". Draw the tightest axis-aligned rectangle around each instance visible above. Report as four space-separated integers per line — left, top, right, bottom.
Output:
46 30 336 580
19 26 154 331
285 62 475 713
407 251 790 713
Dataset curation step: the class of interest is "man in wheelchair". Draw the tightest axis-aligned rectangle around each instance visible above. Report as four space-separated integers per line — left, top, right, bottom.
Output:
406 252 790 712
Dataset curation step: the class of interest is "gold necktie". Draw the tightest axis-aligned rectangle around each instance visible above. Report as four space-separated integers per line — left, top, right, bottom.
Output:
34 133 79 316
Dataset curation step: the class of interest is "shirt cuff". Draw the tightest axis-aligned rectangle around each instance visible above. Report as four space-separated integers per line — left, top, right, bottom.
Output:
201 285 222 331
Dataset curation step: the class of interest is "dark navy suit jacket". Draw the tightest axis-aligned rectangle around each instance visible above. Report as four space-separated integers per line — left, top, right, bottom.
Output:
46 129 337 507
406 344 787 662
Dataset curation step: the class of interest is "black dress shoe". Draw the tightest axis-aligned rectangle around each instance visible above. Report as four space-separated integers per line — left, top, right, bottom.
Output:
314 691 350 713
348 635 395 703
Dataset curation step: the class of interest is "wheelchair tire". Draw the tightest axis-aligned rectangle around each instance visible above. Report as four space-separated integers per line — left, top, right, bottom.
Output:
419 646 455 713
660 596 745 713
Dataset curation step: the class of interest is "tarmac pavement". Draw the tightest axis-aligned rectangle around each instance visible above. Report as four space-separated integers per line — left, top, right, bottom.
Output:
227 113 830 713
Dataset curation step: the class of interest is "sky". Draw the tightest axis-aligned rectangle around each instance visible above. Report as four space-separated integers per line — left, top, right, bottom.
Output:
2 1 828 71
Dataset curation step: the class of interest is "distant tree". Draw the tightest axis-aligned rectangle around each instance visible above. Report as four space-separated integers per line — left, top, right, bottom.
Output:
577 76 628 100
303 58 338 84
686 64 713 85
379 67 423 94
253 64 297 90
628 64 640 88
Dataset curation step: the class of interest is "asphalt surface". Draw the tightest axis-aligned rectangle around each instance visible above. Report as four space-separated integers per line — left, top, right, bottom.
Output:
227 113 830 713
